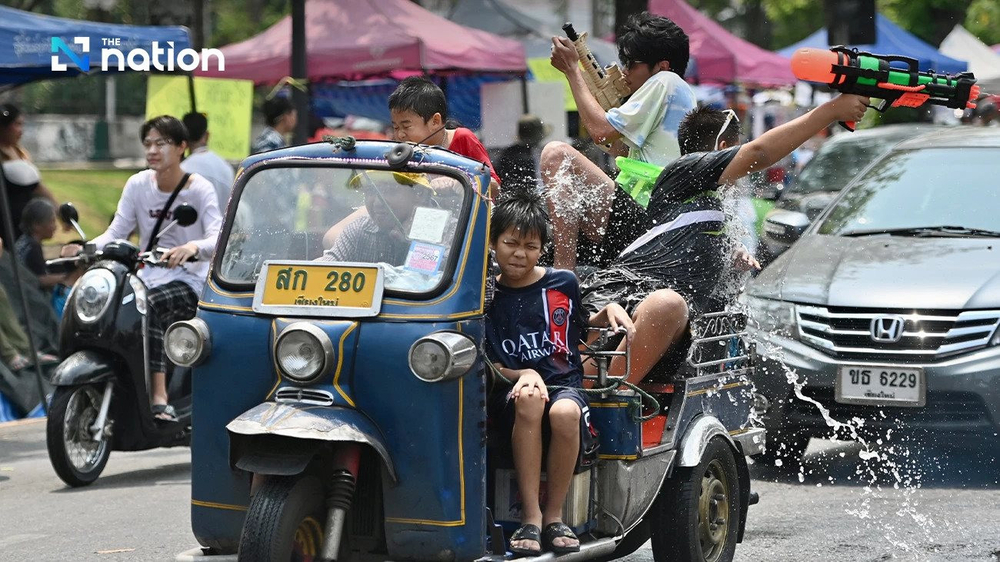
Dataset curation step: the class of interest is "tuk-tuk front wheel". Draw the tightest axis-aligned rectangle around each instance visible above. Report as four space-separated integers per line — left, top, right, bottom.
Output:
238 475 328 562
648 437 740 562
46 385 112 487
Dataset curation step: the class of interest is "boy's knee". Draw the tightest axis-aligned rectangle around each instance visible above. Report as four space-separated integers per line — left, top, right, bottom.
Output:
514 393 546 422
640 290 689 325
548 399 581 435
540 141 575 169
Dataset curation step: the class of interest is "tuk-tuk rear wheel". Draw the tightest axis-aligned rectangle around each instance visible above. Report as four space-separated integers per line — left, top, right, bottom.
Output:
648 437 740 562
238 475 328 562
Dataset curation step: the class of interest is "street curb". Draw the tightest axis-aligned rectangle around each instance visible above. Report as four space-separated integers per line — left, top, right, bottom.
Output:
0 417 46 429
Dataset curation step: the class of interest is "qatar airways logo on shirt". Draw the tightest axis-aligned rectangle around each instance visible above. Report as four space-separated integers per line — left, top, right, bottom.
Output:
51 36 225 72
500 330 569 361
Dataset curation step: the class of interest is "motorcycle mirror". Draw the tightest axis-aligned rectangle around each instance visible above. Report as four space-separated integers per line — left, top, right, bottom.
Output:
173 204 198 227
59 202 79 223
59 202 86 240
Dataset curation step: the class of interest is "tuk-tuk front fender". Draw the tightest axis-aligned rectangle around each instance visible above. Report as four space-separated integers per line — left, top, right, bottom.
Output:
677 415 738 467
227 402 396 482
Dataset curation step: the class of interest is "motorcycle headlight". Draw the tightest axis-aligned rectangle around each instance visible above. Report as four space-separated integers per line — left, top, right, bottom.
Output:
274 323 334 384
745 296 798 338
74 268 117 323
165 319 211 367
408 332 477 383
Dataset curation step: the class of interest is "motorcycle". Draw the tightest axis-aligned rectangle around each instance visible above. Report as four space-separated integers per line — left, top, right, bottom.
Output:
176 139 764 561
44 202 199 487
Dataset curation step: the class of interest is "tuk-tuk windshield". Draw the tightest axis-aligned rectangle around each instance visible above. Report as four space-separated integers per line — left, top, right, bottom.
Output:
217 166 468 295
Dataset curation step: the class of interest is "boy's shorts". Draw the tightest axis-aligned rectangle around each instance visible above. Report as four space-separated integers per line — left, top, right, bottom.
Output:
489 386 598 473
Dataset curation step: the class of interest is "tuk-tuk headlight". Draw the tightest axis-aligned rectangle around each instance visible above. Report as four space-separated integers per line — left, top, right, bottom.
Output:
408 332 477 383
74 268 117 323
165 319 211 367
275 323 334 384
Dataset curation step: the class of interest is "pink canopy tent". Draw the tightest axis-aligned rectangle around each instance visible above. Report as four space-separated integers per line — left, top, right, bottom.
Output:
196 0 526 82
649 0 795 86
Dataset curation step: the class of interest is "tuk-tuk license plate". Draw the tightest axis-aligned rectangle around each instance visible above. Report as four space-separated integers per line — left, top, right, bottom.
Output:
835 365 925 407
253 261 384 318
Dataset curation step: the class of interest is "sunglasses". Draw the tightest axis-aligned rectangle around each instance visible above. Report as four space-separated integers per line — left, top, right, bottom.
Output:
714 109 739 151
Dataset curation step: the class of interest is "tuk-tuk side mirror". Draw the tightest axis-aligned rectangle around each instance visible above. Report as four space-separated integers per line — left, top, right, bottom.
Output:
763 211 810 244
174 204 199 227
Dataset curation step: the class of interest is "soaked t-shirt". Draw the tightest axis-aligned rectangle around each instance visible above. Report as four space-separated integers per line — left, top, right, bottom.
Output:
582 147 740 314
605 71 697 167
485 268 589 388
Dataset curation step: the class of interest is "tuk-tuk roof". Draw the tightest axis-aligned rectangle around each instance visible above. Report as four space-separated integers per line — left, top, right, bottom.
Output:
237 139 493 195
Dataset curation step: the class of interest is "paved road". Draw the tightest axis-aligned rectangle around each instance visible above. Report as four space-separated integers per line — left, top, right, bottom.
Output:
2 419 999 561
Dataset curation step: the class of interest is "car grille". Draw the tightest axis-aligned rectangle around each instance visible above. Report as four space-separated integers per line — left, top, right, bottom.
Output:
274 387 335 406
796 305 1000 362
788 388 994 431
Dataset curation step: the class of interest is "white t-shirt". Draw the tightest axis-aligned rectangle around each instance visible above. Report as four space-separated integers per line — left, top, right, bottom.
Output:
92 170 223 293
605 71 697 167
181 147 235 210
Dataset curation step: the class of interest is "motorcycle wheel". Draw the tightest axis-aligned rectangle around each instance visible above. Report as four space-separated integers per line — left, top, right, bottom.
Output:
46 385 112 487
238 475 328 562
648 437 740 562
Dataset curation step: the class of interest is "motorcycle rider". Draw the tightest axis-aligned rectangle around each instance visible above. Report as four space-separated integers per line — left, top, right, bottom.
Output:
62 116 222 421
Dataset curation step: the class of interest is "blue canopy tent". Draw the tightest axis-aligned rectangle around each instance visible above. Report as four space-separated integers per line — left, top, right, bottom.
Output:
0 6 192 420
779 14 967 74
0 5 192 88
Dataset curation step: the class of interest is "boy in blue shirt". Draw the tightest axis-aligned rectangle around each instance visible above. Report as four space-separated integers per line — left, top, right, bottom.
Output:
485 190 633 555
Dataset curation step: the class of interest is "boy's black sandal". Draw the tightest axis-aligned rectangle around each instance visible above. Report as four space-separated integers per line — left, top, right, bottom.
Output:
509 523 542 556
542 522 580 554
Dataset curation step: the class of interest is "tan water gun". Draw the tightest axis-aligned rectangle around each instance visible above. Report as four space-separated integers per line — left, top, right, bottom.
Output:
562 23 630 111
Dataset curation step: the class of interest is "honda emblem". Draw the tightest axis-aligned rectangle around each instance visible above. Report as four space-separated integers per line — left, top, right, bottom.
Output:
870 316 905 343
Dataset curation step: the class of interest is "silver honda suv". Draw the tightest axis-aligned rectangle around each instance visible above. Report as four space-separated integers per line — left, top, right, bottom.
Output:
747 127 1000 462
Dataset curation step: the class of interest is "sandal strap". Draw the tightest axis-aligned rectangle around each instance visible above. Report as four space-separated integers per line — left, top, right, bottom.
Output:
543 522 577 540
511 523 541 542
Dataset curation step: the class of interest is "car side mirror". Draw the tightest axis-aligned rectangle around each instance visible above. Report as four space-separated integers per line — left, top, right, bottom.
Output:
763 211 810 244
174 204 198 227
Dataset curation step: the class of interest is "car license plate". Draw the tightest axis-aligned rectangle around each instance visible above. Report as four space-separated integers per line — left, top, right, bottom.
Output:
835 365 925 407
252 261 384 318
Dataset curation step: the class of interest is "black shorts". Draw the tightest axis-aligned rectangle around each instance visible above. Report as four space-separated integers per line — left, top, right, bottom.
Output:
581 229 728 317
489 386 598 472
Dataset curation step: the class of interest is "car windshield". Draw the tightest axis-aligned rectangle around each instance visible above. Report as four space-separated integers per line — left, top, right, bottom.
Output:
791 136 900 195
217 166 468 294
818 148 1000 236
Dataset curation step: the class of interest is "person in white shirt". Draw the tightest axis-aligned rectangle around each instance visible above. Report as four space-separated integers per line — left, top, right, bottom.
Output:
181 112 235 211
544 12 696 271
63 116 222 421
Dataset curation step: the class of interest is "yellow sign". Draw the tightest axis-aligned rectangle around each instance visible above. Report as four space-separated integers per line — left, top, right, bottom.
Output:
261 264 380 309
528 58 577 111
146 75 253 161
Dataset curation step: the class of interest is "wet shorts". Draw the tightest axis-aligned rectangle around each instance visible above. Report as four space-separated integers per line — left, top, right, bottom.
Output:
489 386 598 473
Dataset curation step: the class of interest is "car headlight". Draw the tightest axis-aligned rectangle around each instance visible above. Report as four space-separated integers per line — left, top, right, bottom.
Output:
128 275 147 315
745 296 798 338
408 332 477 383
165 319 211 367
274 323 334 384
74 268 117 323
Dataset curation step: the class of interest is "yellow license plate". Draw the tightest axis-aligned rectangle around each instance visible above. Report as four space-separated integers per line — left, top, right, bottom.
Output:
252 261 385 317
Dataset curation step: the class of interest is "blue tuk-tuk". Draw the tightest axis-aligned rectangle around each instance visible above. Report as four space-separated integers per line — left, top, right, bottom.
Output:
172 139 764 562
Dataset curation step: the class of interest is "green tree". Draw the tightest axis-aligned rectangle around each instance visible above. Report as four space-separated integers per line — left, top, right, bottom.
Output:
965 0 1000 46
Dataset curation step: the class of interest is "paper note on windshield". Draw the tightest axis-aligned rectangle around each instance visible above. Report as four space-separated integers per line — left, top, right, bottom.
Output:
409 207 450 244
